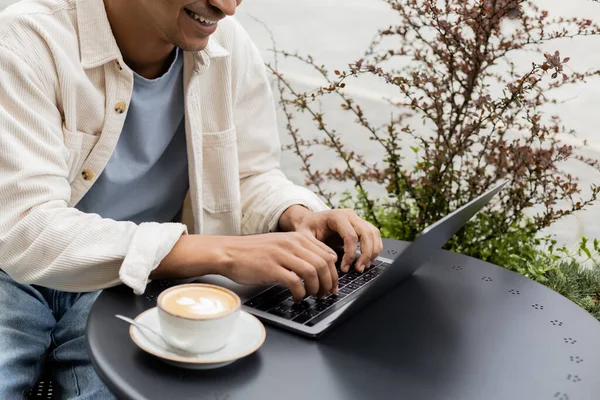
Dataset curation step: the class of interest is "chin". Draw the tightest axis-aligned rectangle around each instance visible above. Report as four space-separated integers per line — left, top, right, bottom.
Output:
177 37 210 52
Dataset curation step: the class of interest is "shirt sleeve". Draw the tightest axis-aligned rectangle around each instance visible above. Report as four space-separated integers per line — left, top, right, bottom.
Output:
226 19 330 235
0 45 187 295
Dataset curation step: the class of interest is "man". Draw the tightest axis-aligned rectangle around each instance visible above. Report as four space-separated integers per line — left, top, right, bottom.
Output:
0 0 382 397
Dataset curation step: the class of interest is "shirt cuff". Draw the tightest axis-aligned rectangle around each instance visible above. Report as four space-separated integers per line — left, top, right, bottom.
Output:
265 187 330 233
119 222 188 295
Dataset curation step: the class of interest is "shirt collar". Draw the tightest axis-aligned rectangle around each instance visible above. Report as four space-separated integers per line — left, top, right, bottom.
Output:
76 0 229 70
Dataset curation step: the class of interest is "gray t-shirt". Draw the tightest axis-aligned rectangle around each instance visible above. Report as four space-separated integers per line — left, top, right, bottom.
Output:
76 48 188 223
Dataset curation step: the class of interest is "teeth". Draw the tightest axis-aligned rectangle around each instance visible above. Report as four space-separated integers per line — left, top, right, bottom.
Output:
187 10 218 25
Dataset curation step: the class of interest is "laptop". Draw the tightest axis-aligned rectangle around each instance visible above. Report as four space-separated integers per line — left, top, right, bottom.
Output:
241 180 508 338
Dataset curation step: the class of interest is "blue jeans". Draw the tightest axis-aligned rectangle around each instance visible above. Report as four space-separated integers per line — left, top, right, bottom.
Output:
0 270 115 399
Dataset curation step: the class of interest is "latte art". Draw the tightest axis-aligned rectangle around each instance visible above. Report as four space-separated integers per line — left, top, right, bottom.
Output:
159 284 240 320
175 296 226 316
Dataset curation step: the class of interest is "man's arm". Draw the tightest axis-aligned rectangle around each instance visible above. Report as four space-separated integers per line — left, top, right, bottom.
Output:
225 19 329 236
278 205 313 232
224 19 383 272
0 45 186 294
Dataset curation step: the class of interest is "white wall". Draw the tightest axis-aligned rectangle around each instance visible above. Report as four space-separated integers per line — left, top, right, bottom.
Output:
0 0 18 11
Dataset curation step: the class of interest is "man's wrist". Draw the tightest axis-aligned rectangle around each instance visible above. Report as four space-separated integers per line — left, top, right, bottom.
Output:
278 204 313 232
151 234 230 280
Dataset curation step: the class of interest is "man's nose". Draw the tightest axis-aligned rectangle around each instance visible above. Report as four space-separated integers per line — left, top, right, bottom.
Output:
208 0 239 16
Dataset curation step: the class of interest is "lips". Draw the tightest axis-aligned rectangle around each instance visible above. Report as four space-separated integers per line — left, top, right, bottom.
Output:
184 8 219 25
183 7 221 35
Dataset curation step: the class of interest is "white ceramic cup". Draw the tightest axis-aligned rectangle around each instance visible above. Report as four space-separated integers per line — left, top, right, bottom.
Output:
157 283 241 354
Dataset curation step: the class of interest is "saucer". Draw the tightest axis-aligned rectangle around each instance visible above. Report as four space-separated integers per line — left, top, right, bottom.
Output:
129 307 266 370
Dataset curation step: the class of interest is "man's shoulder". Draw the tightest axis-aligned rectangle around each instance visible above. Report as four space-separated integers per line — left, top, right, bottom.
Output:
0 0 77 58
211 16 254 56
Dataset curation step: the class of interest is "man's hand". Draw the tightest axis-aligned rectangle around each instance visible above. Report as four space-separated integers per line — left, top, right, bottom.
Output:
156 206 382 302
221 232 338 301
280 206 384 273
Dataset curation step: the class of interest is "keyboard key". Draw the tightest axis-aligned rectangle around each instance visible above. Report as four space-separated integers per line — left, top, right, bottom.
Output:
363 269 377 281
263 285 286 295
325 296 337 305
339 286 354 295
255 293 289 311
313 304 328 312
244 299 261 308
244 285 286 308
348 270 363 278
278 289 292 299
269 306 302 320
307 309 322 317
293 309 321 324
276 292 293 303
339 276 355 285
314 302 330 312
303 297 318 308
292 312 314 324
355 276 372 284
352 280 367 288
306 307 336 327
291 301 311 312
306 296 354 327
328 295 343 304
256 302 276 312
280 299 296 310
246 285 285 302
345 282 362 291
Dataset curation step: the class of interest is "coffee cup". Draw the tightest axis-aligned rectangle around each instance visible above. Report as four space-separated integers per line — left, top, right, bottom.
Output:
157 283 241 354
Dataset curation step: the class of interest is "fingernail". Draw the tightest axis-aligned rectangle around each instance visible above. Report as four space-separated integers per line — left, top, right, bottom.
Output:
333 287 339 295
366 262 372 269
357 264 364 272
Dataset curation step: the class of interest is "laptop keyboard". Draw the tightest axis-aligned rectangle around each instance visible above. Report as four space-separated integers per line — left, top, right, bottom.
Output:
243 259 390 327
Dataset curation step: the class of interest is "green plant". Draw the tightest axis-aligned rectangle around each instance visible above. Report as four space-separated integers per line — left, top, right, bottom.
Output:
538 238 600 319
271 0 600 249
265 0 600 319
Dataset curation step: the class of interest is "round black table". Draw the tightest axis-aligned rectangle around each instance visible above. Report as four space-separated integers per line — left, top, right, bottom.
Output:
87 239 600 400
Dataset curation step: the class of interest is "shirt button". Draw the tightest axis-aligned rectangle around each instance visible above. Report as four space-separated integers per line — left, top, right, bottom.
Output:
115 101 127 114
81 169 94 181
116 60 123 71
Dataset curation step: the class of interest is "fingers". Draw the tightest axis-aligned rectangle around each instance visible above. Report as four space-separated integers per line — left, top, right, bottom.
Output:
355 222 383 272
268 213 383 301
276 268 306 302
331 210 384 273
325 253 339 296
274 243 325 300
355 227 375 272
262 233 337 301
301 233 339 296
329 214 359 273
376 234 384 258
294 236 339 298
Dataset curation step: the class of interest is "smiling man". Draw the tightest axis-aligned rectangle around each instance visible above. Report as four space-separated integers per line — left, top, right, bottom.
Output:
0 0 382 397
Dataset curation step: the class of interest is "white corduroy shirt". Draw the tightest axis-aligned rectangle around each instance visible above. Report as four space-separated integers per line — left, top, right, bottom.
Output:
0 0 328 294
